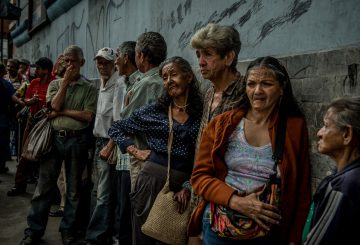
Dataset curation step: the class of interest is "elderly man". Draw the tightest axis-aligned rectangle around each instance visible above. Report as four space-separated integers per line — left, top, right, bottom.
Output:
116 31 166 245
111 41 139 245
120 32 167 193
83 47 121 245
20 45 97 245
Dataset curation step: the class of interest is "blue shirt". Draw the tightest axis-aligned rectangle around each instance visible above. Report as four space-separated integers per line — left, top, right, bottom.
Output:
109 103 201 173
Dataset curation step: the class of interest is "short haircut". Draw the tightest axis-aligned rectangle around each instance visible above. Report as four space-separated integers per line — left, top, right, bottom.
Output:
63 45 84 59
136 32 167 66
328 96 360 145
118 41 136 67
35 57 53 72
191 23 241 69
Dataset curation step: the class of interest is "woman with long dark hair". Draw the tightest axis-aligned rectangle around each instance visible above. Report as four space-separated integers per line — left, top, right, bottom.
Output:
189 56 311 245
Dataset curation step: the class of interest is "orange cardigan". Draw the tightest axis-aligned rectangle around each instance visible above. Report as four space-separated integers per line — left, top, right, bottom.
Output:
188 109 311 245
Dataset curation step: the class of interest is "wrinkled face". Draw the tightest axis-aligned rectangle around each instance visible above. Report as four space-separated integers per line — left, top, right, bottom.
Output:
6 61 18 77
195 47 227 82
161 62 191 99
96 57 115 80
246 67 283 113
317 108 346 158
64 52 83 76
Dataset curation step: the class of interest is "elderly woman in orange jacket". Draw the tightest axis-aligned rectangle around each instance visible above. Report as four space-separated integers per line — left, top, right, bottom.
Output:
189 56 311 245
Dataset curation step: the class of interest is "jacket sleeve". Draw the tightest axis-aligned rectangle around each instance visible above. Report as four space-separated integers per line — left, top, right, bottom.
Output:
288 118 312 244
190 119 237 207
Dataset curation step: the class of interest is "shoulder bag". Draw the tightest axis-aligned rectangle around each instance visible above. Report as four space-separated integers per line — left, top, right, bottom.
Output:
22 109 53 161
141 105 190 245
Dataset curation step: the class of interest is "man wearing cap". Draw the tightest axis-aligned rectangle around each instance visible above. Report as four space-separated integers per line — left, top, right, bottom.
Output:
8 57 54 196
83 47 121 245
20 45 97 245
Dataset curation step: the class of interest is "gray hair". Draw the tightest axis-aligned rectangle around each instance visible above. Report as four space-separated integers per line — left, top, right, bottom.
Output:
118 41 136 67
63 45 84 59
136 32 167 66
190 23 241 69
328 96 360 144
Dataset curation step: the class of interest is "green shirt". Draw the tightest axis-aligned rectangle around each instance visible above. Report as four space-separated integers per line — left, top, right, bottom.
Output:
120 67 163 148
47 77 97 131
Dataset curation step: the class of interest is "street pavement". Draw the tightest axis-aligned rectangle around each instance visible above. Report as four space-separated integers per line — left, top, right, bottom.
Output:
0 158 62 245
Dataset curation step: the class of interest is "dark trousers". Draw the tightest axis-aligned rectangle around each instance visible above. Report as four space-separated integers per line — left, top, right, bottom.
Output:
113 170 132 244
25 133 88 238
14 117 36 188
0 126 10 169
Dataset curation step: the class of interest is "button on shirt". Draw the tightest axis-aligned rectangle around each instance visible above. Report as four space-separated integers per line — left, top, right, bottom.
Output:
93 72 121 138
109 103 201 173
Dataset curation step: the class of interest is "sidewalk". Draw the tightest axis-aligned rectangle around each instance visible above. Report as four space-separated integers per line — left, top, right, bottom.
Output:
0 158 62 245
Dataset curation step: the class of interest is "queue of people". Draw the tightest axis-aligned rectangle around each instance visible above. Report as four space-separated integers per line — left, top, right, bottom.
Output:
0 22 359 245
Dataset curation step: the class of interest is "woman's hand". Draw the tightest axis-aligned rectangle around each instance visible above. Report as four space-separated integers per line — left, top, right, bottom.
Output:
126 145 151 161
173 188 191 214
228 191 281 231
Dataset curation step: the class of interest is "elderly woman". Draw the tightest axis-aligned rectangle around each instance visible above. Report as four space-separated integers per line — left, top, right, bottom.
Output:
189 56 311 245
109 56 203 245
303 97 360 245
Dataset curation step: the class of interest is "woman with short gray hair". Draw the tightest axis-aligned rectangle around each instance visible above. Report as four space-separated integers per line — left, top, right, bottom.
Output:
303 96 360 245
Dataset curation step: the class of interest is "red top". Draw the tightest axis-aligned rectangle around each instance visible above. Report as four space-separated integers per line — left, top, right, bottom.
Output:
25 78 53 113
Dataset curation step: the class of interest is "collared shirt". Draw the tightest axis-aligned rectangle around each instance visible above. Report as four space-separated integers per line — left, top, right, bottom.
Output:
47 76 97 131
116 70 151 171
195 73 243 153
93 72 119 138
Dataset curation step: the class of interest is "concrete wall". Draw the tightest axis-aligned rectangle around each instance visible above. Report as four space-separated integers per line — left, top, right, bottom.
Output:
14 0 360 192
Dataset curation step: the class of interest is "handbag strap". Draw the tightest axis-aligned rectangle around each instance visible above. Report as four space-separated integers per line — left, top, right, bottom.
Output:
272 111 287 172
166 104 174 184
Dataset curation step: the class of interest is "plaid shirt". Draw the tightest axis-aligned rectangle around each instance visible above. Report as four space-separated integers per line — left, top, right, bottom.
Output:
195 73 243 155
190 73 243 209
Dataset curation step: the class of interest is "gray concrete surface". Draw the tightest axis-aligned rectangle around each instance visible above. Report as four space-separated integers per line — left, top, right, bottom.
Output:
0 158 62 245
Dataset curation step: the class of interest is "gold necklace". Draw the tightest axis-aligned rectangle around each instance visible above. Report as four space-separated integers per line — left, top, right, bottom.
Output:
173 100 189 112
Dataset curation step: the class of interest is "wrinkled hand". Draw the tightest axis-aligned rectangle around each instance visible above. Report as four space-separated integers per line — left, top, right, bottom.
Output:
99 145 112 161
62 65 79 87
47 111 59 119
133 149 151 161
173 188 190 214
229 191 281 231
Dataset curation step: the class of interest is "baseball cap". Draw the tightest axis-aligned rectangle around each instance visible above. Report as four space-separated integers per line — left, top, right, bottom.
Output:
94 47 115 61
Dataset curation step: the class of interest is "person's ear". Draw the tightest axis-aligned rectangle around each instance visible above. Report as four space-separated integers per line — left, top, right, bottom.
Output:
225 50 235 67
343 126 353 146
123 54 129 65
80 59 85 67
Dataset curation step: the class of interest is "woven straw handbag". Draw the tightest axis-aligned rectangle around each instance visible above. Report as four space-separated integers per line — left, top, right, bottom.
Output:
141 105 190 245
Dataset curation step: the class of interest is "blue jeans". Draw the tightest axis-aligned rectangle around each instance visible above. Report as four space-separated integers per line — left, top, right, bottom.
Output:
85 138 115 242
202 204 276 245
25 133 88 238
